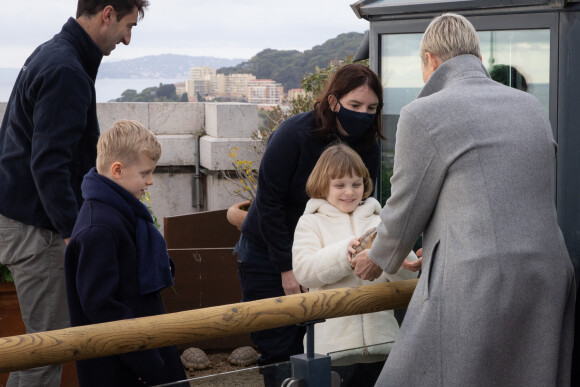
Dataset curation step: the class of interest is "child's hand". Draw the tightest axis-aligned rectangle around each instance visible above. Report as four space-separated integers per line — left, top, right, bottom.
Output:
402 248 423 272
403 257 422 272
347 238 361 269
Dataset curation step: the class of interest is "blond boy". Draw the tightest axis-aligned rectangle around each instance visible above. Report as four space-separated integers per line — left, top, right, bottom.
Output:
64 120 186 387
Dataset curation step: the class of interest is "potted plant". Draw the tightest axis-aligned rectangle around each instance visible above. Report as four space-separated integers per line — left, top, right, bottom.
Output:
223 147 257 230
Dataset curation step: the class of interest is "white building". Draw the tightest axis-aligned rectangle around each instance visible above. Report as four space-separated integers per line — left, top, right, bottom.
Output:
248 79 284 104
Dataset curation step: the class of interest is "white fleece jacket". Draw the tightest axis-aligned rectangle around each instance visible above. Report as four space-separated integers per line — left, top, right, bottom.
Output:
292 197 418 365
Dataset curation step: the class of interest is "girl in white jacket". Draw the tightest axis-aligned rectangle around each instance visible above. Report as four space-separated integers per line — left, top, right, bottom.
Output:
292 144 417 386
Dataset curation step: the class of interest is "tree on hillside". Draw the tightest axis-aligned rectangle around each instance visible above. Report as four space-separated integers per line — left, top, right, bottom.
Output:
217 32 366 90
156 83 177 100
117 89 138 102
114 83 185 103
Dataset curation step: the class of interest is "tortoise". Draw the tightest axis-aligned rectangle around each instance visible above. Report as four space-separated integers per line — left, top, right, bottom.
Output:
352 227 377 256
181 347 211 371
228 346 260 366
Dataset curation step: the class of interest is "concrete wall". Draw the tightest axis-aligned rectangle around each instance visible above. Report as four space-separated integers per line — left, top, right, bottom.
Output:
0 102 263 234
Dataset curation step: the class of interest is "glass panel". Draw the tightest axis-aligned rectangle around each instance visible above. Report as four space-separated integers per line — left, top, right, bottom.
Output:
326 341 393 358
480 30 550 111
154 361 291 387
379 28 550 205
154 341 395 386
380 33 423 201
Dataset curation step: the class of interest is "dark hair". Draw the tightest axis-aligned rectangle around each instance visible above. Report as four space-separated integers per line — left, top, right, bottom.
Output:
313 63 385 147
489 64 528 92
306 143 373 200
76 0 149 21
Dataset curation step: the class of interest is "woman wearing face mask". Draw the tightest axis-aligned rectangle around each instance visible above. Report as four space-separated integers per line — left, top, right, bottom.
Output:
235 63 384 387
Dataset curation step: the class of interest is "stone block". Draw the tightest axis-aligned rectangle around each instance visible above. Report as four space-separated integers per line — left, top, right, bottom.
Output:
148 102 205 135
199 136 262 171
157 134 197 166
205 103 259 138
97 103 149 133
147 172 197 235
204 173 245 212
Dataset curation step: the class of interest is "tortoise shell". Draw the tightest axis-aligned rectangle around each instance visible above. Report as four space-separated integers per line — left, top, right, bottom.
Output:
228 346 260 366
353 227 377 255
181 347 211 371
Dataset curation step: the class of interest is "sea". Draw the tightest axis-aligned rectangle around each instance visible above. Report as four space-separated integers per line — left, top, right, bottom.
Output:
0 69 184 103
0 68 549 114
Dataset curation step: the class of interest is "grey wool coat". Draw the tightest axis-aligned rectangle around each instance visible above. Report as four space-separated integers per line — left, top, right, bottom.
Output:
369 55 575 387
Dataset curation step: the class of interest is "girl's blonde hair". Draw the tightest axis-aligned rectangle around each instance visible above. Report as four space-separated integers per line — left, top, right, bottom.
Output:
420 12 480 64
96 120 161 173
306 143 373 199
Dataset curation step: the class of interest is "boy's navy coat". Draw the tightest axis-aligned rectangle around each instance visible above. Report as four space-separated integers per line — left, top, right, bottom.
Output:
65 171 185 386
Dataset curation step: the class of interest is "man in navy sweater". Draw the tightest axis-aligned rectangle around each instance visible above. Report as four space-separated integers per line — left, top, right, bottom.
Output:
0 1 149 386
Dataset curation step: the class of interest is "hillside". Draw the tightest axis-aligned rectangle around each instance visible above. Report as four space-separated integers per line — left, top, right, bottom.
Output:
97 31 366 90
218 32 366 90
97 54 247 79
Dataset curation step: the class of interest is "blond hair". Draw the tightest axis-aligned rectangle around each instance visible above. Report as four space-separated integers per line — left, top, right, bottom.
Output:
96 120 161 173
420 13 480 64
306 144 373 200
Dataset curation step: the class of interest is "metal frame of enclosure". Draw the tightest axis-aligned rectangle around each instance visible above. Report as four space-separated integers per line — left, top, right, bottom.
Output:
352 0 580 378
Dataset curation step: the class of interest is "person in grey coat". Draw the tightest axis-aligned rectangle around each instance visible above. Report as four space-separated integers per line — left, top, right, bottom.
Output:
351 13 576 387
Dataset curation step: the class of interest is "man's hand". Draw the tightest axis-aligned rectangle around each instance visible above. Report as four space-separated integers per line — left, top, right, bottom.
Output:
352 250 383 281
281 270 306 295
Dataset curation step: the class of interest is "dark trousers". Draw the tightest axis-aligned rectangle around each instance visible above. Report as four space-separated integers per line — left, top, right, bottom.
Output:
236 235 305 385
236 235 305 364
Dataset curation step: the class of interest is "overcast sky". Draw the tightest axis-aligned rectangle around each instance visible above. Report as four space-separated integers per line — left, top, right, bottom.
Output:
0 0 369 68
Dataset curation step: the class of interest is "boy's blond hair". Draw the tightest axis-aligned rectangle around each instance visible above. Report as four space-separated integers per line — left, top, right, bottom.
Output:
306 143 373 200
96 120 161 173
420 12 480 64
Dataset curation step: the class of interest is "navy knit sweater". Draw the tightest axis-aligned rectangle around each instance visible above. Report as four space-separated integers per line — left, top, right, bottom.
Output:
0 18 101 238
241 111 380 272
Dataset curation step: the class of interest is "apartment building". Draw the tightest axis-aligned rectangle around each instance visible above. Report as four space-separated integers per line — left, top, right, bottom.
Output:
248 79 284 104
186 66 257 101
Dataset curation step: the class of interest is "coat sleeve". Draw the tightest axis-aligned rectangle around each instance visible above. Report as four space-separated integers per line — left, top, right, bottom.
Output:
73 226 136 323
255 121 304 272
71 226 167 380
369 108 446 274
31 67 93 238
383 250 420 282
292 215 354 289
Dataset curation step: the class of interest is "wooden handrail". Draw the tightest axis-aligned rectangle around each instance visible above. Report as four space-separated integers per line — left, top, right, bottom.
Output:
0 279 417 373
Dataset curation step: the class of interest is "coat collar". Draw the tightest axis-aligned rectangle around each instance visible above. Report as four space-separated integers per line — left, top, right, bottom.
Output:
418 54 490 99
58 18 103 81
304 197 381 218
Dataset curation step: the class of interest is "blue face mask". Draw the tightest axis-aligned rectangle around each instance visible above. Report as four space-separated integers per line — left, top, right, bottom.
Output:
336 101 376 138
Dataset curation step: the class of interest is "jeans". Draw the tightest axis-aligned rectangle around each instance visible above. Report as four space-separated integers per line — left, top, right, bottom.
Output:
0 213 69 387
